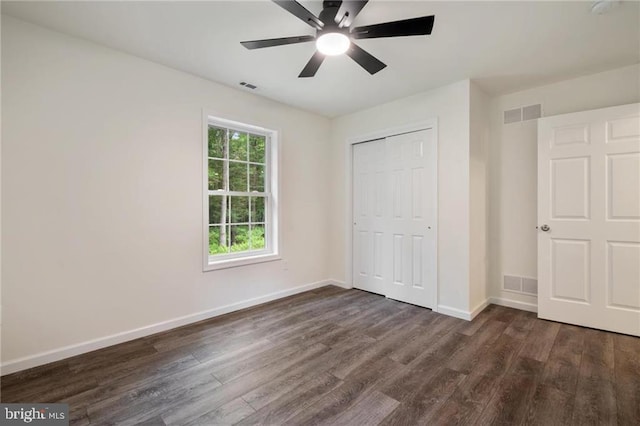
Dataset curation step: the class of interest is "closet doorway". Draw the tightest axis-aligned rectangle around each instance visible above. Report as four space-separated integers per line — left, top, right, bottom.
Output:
351 127 437 309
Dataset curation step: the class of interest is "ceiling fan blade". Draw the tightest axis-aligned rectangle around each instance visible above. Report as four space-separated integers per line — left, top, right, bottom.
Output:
241 35 315 50
346 43 386 75
299 51 325 78
273 0 324 30
352 15 435 39
335 1 368 28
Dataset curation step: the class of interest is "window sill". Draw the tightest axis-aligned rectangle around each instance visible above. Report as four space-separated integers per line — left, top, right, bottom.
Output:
204 253 281 271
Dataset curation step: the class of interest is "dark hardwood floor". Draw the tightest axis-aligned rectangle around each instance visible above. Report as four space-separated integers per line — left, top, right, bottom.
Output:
2 286 638 425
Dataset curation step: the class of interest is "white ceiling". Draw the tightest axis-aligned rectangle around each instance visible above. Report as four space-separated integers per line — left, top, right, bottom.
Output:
2 1 639 117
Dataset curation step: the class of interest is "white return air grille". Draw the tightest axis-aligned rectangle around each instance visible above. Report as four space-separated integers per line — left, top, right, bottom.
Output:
503 275 538 295
503 104 543 124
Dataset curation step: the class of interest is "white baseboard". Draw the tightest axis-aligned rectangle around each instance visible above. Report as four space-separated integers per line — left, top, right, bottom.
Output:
329 279 350 289
470 299 491 320
489 296 538 313
437 304 473 321
1 279 335 376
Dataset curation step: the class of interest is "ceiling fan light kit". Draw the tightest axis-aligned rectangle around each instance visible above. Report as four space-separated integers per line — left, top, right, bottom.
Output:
316 32 350 56
240 0 435 78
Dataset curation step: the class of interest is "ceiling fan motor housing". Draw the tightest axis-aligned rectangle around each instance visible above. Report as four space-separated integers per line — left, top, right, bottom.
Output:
319 1 343 32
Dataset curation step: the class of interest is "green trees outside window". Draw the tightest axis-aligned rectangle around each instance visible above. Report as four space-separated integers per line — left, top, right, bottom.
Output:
207 125 268 255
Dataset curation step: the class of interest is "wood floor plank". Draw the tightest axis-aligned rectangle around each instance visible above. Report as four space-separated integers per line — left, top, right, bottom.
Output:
68 338 158 375
363 304 428 340
389 315 463 365
613 332 640 354
160 342 330 425
454 304 499 336
62 351 201 409
86 362 222 425
283 356 404 426
541 324 585 395
523 384 574 426
613 348 640 425
331 390 400 426
236 372 343 426
380 368 466 425
3 286 636 425
328 321 427 380
241 336 372 410
503 310 536 340
490 306 522 323
446 320 508 374
476 356 545 426
68 407 91 426
572 358 617 425
581 328 615 370
208 338 316 383
185 397 255 426
470 333 525 378
136 416 166 426
427 371 502 425
518 319 561 362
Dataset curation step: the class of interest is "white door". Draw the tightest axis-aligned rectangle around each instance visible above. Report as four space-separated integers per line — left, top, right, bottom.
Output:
352 138 388 296
538 103 640 336
352 129 437 309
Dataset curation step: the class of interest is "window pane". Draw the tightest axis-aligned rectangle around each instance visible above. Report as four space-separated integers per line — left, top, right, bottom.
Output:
249 134 266 163
208 126 226 158
250 225 265 250
251 196 265 222
208 159 225 191
249 164 265 192
229 196 249 223
229 131 248 161
230 225 249 253
209 225 230 255
209 195 229 225
229 162 248 192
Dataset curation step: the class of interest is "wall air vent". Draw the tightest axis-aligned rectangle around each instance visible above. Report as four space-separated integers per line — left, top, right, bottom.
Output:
523 104 542 121
504 108 522 124
239 81 258 90
503 104 543 124
503 275 538 295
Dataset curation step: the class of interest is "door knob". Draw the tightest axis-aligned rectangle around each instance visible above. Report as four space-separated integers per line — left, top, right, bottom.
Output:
540 224 550 232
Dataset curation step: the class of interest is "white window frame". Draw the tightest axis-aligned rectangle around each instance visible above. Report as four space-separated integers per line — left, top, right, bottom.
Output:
203 113 280 271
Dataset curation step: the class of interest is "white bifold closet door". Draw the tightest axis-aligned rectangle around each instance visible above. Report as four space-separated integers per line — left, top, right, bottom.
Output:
538 103 640 336
352 129 437 309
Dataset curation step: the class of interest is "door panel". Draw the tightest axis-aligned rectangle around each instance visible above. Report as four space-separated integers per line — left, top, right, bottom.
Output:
551 157 590 219
352 139 387 296
551 239 591 303
607 241 640 310
538 103 640 336
607 153 640 220
352 129 436 309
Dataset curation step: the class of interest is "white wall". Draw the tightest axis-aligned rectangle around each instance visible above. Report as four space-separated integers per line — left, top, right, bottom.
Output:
329 80 473 315
488 64 640 309
1 16 332 370
469 82 490 312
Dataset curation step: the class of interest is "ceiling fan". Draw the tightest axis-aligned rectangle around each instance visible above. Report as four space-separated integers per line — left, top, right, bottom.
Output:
240 0 435 77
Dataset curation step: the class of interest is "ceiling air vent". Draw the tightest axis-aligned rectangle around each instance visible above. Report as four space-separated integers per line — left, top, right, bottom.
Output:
239 81 257 90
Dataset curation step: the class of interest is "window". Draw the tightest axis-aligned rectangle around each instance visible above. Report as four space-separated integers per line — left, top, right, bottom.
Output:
204 115 278 270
